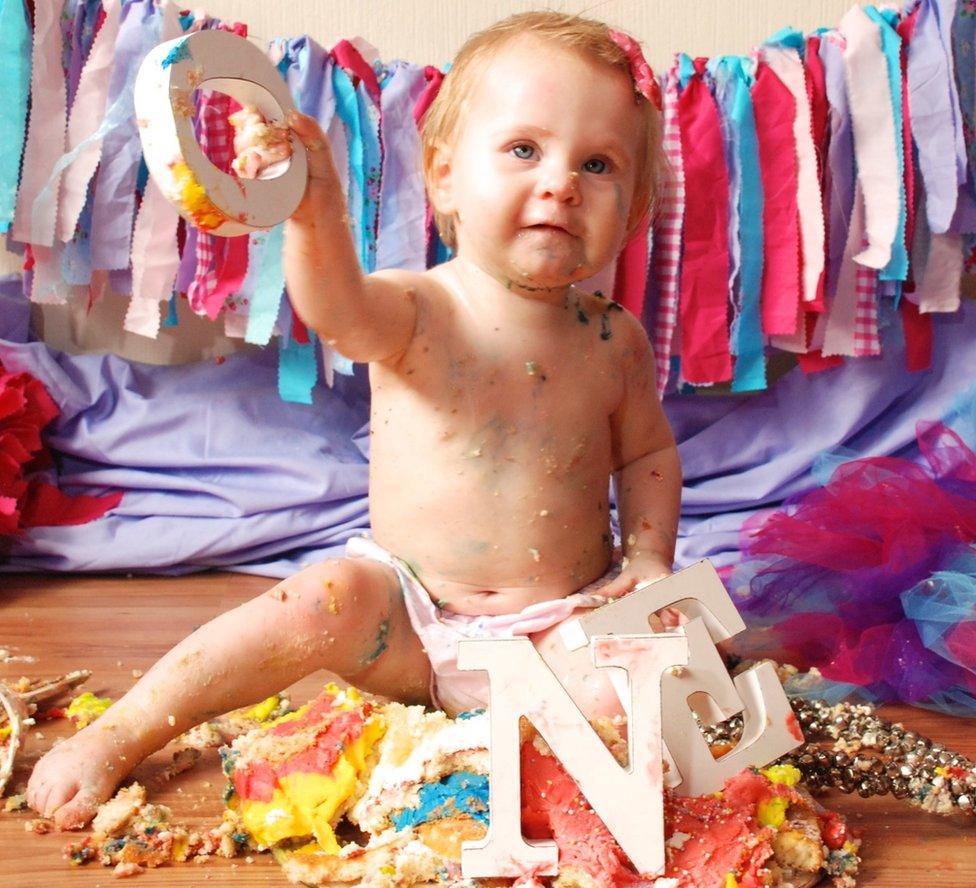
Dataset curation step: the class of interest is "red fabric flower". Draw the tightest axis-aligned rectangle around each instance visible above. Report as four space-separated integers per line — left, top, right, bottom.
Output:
0 362 122 537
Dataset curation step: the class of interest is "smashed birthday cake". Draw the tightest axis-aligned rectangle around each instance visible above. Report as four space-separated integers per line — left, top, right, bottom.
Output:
218 683 861 887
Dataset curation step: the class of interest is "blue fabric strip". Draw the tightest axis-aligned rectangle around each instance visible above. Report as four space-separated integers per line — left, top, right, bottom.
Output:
727 60 766 392
0 0 32 234
332 65 366 267
278 332 318 405
245 224 285 346
162 291 179 327
865 6 908 282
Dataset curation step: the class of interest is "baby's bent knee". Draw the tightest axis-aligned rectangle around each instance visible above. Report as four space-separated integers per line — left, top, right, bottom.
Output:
274 557 398 643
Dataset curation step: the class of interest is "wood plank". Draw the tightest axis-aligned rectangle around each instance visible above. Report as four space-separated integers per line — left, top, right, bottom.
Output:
2 573 974 887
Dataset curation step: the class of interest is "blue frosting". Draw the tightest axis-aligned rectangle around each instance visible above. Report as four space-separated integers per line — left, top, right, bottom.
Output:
161 38 191 69
390 771 489 831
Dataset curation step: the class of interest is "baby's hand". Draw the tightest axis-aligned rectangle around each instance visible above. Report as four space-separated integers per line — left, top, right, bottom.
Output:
596 557 684 632
228 105 293 179
285 111 341 222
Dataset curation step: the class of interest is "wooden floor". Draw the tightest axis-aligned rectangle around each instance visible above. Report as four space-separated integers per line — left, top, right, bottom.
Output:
1 572 975 887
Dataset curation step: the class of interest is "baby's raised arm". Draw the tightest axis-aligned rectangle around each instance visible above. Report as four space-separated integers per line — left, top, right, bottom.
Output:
284 112 418 364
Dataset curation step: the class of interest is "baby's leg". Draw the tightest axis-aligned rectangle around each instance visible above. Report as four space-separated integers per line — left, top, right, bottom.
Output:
27 557 430 829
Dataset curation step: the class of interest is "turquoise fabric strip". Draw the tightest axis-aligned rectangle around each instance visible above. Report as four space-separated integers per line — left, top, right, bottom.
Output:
332 65 366 268
865 5 909 282
0 0 32 233
245 224 286 346
278 332 319 405
727 60 767 392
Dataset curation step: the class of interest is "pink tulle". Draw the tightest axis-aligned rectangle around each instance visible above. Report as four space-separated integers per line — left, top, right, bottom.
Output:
1 362 122 537
732 421 976 714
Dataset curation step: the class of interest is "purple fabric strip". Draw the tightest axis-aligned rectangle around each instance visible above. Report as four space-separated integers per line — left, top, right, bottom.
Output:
176 225 198 293
908 0 963 234
820 34 855 298
377 61 428 272
89 0 161 270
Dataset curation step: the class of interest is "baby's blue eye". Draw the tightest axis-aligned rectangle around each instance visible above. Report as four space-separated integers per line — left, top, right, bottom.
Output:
512 144 535 159
583 158 609 174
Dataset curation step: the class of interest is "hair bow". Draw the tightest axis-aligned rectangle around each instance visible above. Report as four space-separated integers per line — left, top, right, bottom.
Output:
608 28 663 111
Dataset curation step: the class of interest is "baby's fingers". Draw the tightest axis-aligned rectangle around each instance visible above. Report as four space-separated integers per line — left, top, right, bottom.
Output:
287 110 332 179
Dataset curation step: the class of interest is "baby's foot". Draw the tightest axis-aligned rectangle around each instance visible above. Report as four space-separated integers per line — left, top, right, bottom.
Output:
26 722 141 829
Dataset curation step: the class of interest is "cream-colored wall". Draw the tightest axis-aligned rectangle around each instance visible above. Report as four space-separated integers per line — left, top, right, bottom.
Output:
6 0 862 362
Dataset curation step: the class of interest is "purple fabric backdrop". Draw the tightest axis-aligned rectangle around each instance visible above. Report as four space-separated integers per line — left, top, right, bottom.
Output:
2 275 974 578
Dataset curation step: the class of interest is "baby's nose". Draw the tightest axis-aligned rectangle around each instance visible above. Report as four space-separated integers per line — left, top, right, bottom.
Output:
538 168 582 204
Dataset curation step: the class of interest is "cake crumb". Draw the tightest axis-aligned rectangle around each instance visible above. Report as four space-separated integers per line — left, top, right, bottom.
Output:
167 715 176 727
112 862 145 878
270 587 287 601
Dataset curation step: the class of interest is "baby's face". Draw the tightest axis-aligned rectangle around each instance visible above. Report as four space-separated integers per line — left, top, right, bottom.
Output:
433 36 645 296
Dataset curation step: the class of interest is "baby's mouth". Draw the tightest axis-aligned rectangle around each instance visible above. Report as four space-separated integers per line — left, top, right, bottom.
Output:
525 223 573 236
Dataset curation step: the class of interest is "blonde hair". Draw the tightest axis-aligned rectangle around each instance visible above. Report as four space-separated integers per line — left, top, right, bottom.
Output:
420 11 666 251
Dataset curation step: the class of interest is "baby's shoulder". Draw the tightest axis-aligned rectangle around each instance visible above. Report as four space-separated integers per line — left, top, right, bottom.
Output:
572 287 650 351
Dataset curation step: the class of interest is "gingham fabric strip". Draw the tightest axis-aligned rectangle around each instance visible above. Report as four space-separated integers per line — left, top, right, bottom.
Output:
648 68 684 397
852 259 880 358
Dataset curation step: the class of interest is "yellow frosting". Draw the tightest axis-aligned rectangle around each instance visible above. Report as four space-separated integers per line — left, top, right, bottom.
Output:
236 689 386 852
66 692 112 729
757 796 788 829
170 160 227 231
761 764 802 787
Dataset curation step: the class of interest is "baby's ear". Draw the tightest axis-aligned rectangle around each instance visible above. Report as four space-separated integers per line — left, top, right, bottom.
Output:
426 140 456 215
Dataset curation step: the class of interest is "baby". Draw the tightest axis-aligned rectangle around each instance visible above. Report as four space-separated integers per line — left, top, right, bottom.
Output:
27 11 680 829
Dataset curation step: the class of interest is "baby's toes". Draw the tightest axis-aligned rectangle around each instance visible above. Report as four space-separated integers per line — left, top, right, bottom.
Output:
26 765 65 818
53 786 102 830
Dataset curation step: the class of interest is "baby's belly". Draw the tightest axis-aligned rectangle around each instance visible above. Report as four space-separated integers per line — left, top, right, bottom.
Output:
369 469 614 616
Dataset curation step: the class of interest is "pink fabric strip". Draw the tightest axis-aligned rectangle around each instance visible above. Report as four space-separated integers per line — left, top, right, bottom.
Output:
204 235 250 321
332 39 381 104
752 60 801 336
186 90 236 318
676 59 732 385
839 5 899 271
613 214 650 318
11 0 67 246
651 68 685 398
822 184 867 357
56 0 122 243
761 46 825 309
